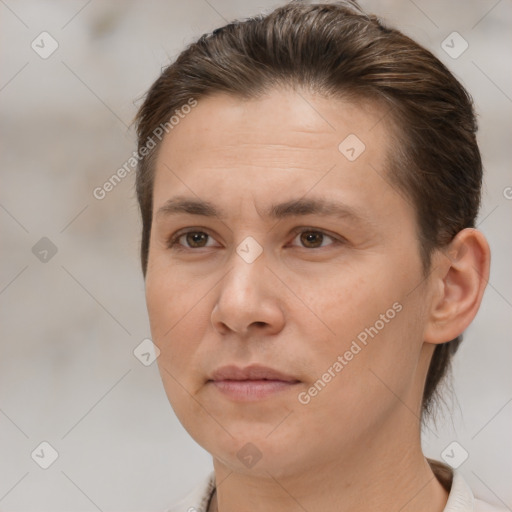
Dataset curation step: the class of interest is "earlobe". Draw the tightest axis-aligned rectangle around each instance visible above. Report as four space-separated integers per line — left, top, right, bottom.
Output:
423 228 491 345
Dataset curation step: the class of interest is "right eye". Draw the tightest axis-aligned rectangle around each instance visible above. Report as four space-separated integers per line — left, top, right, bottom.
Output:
166 229 220 251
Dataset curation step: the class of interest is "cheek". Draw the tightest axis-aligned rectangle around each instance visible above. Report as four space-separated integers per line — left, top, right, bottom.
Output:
290 259 393 340
146 272 211 422
146 248 205 331
294 256 425 398
145 262 204 368
296 305 425 443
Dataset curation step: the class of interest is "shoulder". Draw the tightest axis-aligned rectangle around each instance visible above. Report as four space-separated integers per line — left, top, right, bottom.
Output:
164 472 216 512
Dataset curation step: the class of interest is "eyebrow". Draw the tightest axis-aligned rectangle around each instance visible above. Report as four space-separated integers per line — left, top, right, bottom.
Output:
156 195 370 226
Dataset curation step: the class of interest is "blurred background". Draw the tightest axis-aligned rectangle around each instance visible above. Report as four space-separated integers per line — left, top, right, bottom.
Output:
0 0 511 510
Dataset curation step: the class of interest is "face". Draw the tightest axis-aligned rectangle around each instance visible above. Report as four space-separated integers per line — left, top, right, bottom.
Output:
145 88 436 478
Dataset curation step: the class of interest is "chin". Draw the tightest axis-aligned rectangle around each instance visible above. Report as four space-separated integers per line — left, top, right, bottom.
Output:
200 426 315 478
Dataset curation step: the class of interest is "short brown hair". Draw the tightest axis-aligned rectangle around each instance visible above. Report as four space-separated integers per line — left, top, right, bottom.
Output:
134 0 482 419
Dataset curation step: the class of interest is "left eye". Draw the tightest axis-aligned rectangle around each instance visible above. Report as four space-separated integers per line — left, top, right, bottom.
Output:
290 230 337 249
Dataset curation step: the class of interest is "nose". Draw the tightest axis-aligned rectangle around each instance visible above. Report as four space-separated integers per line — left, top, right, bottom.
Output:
211 250 286 337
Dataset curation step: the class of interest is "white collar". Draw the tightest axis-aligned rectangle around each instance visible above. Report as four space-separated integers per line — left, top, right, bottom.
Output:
165 462 505 512
444 470 474 511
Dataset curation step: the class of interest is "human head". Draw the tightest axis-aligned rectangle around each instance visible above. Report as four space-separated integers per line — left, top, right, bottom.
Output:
135 1 483 425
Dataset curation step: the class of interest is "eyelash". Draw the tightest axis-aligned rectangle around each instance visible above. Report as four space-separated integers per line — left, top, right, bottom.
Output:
166 228 343 251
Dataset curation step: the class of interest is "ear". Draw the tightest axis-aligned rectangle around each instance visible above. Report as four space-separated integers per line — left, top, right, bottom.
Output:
423 228 491 345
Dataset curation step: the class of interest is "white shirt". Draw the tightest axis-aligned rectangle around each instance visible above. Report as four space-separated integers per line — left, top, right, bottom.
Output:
165 462 507 512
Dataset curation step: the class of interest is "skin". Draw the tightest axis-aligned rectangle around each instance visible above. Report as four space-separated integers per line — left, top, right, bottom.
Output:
144 88 490 512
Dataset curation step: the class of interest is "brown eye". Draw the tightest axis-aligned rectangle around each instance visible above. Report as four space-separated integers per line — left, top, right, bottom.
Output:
184 232 209 248
292 230 337 249
167 230 216 250
300 231 324 248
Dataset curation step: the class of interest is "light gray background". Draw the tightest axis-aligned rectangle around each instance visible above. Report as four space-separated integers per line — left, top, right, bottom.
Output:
1 1 511 510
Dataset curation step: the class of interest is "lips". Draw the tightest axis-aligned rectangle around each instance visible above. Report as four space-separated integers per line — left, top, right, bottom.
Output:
209 364 299 382
208 364 300 401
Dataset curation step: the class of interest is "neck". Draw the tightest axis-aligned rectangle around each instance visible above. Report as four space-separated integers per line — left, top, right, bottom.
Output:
209 411 448 512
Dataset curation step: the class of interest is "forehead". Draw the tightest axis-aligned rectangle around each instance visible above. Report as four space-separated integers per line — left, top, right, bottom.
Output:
159 88 389 157
152 88 410 227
